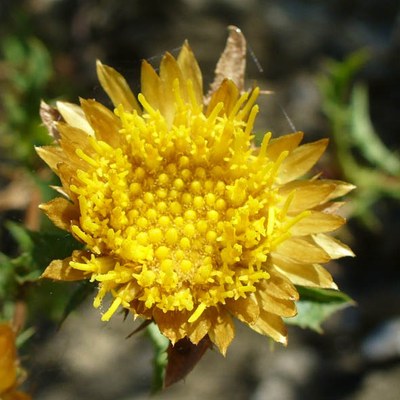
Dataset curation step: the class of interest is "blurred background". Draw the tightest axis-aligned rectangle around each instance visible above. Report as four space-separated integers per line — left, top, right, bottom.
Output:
1 0 400 399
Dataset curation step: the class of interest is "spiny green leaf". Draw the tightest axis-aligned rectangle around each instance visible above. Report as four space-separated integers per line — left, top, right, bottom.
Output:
14 268 41 284
319 49 370 102
16 326 36 348
297 286 353 303
4 222 82 273
5 221 33 253
0 252 15 298
26 280 81 322
147 322 169 393
58 281 94 328
28 229 82 272
350 84 400 175
285 287 354 333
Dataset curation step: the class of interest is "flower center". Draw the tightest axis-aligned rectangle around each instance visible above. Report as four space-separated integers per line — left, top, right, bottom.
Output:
68 87 295 321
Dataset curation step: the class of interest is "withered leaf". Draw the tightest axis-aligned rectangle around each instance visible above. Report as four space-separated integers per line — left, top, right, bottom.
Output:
207 25 247 100
164 335 212 388
40 100 62 140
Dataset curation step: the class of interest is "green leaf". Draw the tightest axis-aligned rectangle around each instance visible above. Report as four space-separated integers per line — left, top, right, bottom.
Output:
1 222 82 302
350 84 400 175
0 300 16 321
0 252 15 298
58 281 94 328
319 49 370 104
5 221 33 253
27 37 52 90
26 280 81 322
147 322 169 392
4 222 82 274
16 326 36 348
28 229 82 273
285 287 354 333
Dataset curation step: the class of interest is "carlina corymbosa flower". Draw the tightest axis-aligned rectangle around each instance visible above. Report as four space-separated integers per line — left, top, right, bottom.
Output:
0 323 31 400
37 27 354 357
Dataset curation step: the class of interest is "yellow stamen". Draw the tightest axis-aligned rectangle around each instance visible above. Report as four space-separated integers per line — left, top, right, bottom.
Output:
188 302 207 323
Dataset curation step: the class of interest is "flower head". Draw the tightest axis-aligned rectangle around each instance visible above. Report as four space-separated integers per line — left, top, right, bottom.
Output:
0 323 31 400
38 36 354 354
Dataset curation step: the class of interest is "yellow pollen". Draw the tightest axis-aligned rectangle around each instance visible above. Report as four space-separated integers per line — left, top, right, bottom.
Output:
180 237 191 249
171 201 182 214
157 201 167 212
190 181 201 193
204 180 213 191
155 246 170 260
144 192 155 204
204 245 214 254
174 216 184 226
195 167 206 179
137 269 156 287
158 173 169 185
207 210 219 222
146 208 157 220
183 223 196 238
180 259 192 272
196 220 208 233
161 258 173 270
158 216 171 227
128 210 139 222
134 167 145 181
184 210 197 220
175 250 185 260
206 230 217 243
165 228 179 244
130 182 142 195
134 199 144 208
156 188 168 199
205 193 216 206
169 189 179 199
215 181 226 193
193 196 204 209
181 169 191 180
149 228 163 243
173 178 185 190
137 217 148 228
215 198 226 210
182 193 192 204
136 232 149 245
166 163 176 175
179 156 189 167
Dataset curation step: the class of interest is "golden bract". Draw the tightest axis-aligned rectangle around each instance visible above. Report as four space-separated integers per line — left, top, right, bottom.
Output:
38 39 354 354
0 323 31 400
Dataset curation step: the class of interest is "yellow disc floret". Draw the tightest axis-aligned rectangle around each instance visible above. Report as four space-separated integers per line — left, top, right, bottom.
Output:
67 83 302 322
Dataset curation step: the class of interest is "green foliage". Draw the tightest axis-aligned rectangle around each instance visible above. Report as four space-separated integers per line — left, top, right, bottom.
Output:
58 281 94 327
286 287 354 333
318 50 400 228
349 84 400 176
147 322 169 392
0 221 83 322
0 35 53 166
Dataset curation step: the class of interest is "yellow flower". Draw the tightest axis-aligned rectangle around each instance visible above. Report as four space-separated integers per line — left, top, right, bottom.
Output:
37 39 354 355
0 323 31 400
